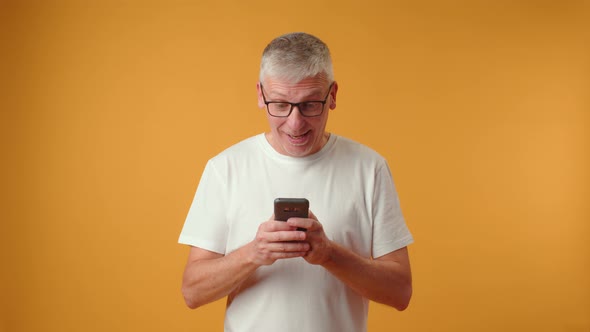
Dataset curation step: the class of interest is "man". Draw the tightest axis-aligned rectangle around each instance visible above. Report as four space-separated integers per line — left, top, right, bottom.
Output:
179 32 413 332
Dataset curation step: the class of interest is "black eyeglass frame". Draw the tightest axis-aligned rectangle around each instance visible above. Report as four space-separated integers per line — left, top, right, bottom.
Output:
260 82 334 118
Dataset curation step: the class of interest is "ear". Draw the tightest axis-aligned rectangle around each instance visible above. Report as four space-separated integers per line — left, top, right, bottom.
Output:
329 81 338 110
256 82 265 109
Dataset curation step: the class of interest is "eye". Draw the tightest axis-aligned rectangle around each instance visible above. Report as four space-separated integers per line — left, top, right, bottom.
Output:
301 102 321 111
272 102 291 111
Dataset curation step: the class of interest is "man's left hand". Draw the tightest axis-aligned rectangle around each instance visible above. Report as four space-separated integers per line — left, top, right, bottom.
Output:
286 211 333 265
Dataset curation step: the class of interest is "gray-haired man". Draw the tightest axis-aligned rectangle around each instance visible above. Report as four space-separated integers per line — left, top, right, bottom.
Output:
179 32 413 332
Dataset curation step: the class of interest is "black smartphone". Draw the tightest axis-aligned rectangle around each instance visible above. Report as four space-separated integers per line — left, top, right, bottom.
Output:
274 198 309 231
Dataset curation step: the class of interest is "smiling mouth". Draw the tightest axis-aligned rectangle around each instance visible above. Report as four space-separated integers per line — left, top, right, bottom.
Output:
289 132 308 139
286 131 310 145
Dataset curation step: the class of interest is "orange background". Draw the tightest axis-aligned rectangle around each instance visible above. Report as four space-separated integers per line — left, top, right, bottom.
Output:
2 1 589 331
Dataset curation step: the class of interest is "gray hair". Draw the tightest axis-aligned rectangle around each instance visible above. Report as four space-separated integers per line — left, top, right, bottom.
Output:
259 32 334 84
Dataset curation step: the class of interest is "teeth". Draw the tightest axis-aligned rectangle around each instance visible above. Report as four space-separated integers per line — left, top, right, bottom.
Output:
290 134 305 139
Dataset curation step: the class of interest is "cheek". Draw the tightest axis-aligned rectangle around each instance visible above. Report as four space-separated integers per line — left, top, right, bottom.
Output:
314 116 329 130
267 116 283 130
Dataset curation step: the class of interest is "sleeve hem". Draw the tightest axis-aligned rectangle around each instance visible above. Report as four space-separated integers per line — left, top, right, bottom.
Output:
178 235 226 255
372 234 414 259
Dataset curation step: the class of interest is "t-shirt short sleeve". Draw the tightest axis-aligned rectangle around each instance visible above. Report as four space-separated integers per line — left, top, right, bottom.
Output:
371 160 414 258
178 160 228 254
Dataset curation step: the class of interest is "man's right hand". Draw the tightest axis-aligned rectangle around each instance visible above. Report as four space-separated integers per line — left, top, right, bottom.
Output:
246 216 310 266
181 216 309 309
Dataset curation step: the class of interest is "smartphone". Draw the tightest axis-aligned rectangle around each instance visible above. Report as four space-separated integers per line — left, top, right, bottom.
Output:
274 198 309 231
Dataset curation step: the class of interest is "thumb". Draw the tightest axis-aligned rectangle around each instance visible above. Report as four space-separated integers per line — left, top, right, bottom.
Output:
308 210 318 221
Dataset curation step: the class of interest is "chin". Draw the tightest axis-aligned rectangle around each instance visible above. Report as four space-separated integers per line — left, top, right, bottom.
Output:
282 145 313 158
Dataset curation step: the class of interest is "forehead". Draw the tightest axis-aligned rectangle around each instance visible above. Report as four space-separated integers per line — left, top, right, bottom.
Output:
262 75 331 99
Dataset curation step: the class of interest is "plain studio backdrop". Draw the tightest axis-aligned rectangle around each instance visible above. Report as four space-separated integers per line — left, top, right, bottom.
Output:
1 1 588 331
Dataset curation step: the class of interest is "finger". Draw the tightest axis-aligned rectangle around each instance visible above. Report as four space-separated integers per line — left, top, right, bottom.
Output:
256 229 306 244
259 220 299 232
271 230 306 242
272 251 308 259
269 242 310 253
286 217 315 231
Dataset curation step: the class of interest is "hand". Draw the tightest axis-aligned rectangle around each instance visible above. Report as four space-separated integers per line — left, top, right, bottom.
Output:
286 211 333 266
246 215 310 266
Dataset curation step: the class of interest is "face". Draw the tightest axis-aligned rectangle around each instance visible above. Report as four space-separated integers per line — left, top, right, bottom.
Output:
257 75 338 157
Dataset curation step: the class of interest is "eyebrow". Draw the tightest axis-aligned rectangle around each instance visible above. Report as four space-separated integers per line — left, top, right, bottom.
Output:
263 86 325 101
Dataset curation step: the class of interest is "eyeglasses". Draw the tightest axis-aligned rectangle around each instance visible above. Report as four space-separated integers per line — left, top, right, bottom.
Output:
260 83 334 117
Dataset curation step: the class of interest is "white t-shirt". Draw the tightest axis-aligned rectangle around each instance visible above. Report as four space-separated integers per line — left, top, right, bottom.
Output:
179 133 413 332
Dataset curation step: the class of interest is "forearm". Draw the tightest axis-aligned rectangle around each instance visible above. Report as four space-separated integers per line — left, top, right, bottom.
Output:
321 243 412 310
182 246 259 309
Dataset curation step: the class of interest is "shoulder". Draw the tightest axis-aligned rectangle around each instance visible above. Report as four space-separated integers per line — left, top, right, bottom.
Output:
203 134 266 178
210 134 264 162
331 135 387 164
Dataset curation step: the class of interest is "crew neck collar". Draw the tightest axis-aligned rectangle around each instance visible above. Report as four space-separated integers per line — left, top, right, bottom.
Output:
257 133 337 163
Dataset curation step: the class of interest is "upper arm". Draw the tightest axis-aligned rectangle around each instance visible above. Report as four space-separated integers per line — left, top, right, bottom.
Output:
375 246 412 280
185 246 224 264
181 246 226 308
375 246 409 261
375 246 412 309
182 246 224 286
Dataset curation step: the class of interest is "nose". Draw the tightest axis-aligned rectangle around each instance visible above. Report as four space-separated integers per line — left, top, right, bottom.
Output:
285 105 306 127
